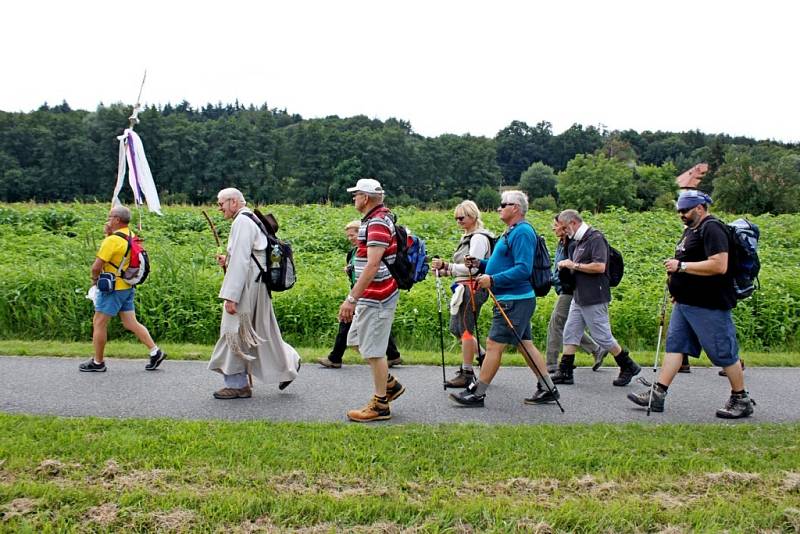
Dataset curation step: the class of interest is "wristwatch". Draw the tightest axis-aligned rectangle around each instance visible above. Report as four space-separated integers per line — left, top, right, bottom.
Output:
678 262 687 273
346 294 357 304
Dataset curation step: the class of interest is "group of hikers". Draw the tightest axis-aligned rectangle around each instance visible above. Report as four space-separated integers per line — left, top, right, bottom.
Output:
82 180 755 422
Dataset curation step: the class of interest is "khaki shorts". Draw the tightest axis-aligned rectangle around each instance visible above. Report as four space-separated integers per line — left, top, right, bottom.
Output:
346 297 398 359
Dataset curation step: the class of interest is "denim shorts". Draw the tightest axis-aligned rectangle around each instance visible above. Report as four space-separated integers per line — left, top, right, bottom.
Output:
488 297 535 345
665 302 739 367
95 288 135 316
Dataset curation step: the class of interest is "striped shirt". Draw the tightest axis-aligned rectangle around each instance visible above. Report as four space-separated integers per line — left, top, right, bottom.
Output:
355 205 398 305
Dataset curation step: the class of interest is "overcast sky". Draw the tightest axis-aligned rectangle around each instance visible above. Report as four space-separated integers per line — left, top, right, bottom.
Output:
2 0 798 142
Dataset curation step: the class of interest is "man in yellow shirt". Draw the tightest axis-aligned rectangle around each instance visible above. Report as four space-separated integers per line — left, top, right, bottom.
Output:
80 206 165 372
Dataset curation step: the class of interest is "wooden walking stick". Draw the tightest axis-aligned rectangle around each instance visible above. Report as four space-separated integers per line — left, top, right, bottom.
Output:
202 210 226 274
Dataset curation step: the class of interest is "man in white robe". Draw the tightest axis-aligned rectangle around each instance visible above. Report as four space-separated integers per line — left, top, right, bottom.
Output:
208 188 300 399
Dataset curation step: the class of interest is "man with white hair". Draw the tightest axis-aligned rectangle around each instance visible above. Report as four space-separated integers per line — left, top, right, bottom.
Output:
339 178 405 422
81 205 165 372
453 190 559 407
208 187 301 399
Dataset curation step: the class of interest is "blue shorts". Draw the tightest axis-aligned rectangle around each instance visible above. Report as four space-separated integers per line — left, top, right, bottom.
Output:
665 302 739 367
95 288 135 317
488 297 535 345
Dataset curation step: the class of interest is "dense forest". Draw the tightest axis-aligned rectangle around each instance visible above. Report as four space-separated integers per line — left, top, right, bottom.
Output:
1 101 798 214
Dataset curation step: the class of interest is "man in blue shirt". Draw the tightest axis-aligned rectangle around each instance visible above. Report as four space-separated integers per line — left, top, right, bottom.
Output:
450 190 558 407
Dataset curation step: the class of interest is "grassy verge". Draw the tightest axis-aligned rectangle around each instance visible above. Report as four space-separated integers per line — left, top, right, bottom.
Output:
0 414 799 532
0 339 797 368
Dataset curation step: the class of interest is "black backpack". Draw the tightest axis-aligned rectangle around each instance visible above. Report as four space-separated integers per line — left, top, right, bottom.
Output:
466 231 497 256
702 217 761 300
606 242 624 288
503 222 552 297
241 211 296 293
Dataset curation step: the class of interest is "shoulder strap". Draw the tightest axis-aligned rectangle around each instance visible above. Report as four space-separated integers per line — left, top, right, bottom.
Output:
108 231 132 273
239 211 269 237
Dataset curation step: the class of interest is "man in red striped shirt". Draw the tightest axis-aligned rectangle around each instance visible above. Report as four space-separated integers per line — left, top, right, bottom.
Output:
339 178 405 422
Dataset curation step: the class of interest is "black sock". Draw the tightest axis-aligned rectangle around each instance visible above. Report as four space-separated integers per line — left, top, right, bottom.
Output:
375 395 388 403
732 389 745 396
656 382 669 393
560 354 576 368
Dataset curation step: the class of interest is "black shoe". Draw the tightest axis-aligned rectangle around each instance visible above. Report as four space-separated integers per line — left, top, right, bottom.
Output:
145 349 167 371
524 385 560 404
79 359 106 372
679 354 691 373
551 367 574 385
449 389 485 407
627 387 666 412
386 377 405 402
716 392 755 419
279 359 302 390
612 351 641 386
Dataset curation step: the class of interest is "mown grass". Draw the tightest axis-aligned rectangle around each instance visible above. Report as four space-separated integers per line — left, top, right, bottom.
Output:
0 339 797 368
0 414 799 532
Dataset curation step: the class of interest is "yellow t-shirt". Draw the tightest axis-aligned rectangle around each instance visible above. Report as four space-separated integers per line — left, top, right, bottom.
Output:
96 227 133 290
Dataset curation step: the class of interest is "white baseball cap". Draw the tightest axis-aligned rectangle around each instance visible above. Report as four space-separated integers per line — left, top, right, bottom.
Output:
346 178 384 194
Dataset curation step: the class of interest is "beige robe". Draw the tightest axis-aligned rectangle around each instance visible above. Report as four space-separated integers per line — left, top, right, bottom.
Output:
208 207 300 384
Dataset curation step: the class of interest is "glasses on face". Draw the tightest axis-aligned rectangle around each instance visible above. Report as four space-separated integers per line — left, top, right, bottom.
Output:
217 199 230 208
677 206 694 215
499 202 517 209
455 216 466 221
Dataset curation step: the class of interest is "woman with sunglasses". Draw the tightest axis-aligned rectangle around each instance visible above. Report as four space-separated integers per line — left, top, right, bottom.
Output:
430 200 494 388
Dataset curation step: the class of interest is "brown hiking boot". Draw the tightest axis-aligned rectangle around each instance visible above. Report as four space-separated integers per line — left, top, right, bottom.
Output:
386 377 406 402
317 357 342 369
213 386 252 399
445 367 475 388
347 396 391 422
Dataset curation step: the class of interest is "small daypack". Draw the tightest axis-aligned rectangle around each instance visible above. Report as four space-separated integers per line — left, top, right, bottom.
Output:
383 218 429 290
503 222 552 297
703 217 761 300
242 211 296 293
111 231 150 286
606 242 624 288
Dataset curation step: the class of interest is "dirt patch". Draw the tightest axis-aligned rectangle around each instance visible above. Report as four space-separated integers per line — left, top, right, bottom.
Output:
783 507 800 531
655 527 688 534
704 470 761 485
84 502 118 527
781 472 800 492
652 491 687 510
35 459 66 477
101 459 120 480
1 498 40 520
269 471 389 499
515 519 554 533
113 468 169 491
151 509 197 531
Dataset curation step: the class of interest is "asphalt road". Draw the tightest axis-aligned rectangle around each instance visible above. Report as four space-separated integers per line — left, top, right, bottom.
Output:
1 355 797 424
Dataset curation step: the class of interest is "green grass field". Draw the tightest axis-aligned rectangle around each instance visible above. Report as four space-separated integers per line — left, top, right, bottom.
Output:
1 414 799 532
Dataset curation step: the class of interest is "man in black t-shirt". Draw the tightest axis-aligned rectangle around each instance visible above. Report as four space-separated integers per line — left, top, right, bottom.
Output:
628 190 754 419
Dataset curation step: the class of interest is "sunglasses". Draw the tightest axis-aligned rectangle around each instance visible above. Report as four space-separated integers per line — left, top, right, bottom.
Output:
677 206 694 214
499 202 517 208
455 216 466 221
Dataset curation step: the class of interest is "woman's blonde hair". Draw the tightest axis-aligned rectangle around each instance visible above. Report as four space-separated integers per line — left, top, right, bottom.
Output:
344 220 361 232
454 200 484 232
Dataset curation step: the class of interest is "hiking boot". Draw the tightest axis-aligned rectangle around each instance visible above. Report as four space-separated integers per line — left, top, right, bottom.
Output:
387 357 403 368
445 367 475 388
449 388 485 407
627 387 666 412
552 354 575 385
524 384 560 405
718 359 745 377
716 392 755 419
347 396 391 422
145 349 167 371
386 377 406 402
79 359 106 372
592 349 609 371
279 359 302 390
613 351 640 386
213 386 252 399
317 357 342 369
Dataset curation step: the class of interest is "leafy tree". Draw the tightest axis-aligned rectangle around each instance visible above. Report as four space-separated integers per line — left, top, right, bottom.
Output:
529 195 558 212
494 120 553 184
634 162 678 210
557 154 636 212
475 185 501 211
518 161 557 200
549 124 605 171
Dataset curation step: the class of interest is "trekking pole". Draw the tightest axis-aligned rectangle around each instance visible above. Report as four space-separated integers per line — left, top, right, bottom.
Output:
485 287 565 413
467 271 483 367
647 282 670 416
434 261 447 390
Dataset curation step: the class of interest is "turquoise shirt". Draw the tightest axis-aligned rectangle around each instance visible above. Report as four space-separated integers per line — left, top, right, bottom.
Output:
482 221 536 300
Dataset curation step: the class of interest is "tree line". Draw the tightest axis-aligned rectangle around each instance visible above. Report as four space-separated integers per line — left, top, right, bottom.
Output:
1 101 798 214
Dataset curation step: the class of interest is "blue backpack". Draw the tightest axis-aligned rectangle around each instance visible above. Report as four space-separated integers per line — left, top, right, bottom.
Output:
384 222 429 290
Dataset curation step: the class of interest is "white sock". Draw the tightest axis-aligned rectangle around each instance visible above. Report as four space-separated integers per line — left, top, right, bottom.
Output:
463 363 473 371
93 359 103 365
149 346 160 357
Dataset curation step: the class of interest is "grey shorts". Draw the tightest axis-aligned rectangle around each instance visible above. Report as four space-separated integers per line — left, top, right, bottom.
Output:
346 297 398 359
563 301 617 350
449 285 488 339
488 297 535 345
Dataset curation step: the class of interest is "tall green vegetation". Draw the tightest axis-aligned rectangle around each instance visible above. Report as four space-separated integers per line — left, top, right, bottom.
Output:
1 203 798 351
